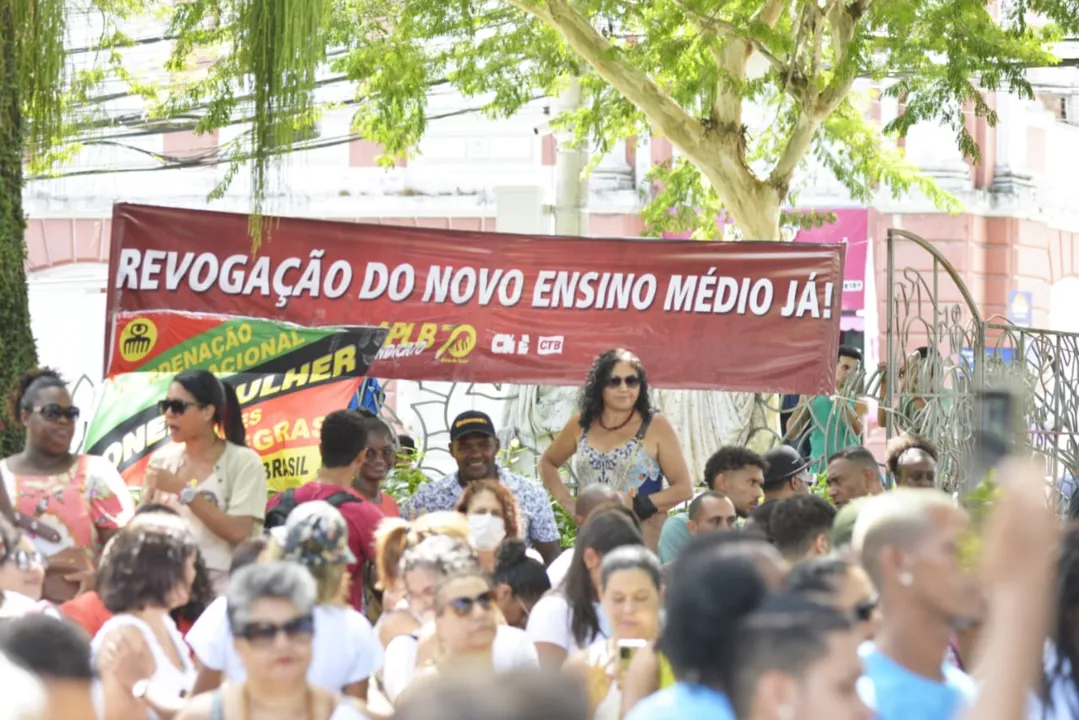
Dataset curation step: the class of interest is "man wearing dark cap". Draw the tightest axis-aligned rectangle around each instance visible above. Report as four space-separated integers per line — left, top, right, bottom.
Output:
400 410 562 563
761 445 813 503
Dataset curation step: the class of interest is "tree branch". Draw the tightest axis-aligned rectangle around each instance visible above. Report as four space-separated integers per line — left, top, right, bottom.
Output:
675 1 787 77
504 0 742 176
817 1 861 110
769 1 862 191
768 111 820 191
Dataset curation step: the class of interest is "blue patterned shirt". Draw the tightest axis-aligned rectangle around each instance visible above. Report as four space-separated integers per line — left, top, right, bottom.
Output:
401 467 560 546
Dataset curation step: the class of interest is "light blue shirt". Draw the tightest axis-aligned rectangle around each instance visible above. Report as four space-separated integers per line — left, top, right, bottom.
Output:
658 513 692 564
625 682 736 720
859 642 977 720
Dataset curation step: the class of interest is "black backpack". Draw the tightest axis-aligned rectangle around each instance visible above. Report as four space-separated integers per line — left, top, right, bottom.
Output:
264 488 363 529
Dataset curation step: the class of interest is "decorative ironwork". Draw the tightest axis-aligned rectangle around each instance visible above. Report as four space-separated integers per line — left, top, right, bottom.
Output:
883 229 1079 498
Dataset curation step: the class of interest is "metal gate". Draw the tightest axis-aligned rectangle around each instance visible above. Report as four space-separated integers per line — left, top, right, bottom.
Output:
883 229 1079 496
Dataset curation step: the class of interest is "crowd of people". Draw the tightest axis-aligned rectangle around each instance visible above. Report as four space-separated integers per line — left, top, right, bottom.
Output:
0 347 1068 720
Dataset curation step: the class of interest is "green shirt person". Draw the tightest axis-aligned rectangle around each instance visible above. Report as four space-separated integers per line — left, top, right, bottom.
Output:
786 346 868 470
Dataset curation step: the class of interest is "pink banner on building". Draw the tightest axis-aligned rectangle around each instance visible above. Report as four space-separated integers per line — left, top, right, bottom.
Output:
790 210 868 314
663 208 869 313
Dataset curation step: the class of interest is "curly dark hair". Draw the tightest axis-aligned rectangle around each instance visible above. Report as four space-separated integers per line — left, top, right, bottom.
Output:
173 550 214 624
127 503 214 623
703 447 767 490
884 434 939 477
5 368 67 429
577 349 653 429
98 526 199 614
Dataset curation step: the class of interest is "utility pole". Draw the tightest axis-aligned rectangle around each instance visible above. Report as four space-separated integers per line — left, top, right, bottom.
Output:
552 77 588 237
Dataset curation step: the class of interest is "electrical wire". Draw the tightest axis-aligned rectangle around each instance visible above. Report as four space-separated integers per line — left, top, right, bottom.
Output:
25 96 548 180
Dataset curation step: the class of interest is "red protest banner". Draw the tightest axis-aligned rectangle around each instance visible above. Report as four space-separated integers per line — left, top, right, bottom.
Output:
106 204 845 394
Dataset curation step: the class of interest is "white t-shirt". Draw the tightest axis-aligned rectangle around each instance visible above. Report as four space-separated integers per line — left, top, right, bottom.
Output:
147 443 267 577
546 548 574 589
91 614 196 720
526 593 610 652
0 591 58 618
186 596 383 691
381 624 539 704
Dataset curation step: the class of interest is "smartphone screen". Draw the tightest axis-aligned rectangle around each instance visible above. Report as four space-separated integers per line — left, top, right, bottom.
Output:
616 639 646 680
975 388 1017 470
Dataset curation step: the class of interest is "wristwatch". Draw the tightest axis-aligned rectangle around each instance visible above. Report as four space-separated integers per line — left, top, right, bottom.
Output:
131 679 150 700
179 486 198 505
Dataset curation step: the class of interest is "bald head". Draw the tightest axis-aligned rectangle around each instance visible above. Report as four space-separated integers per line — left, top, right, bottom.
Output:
575 486 622 526
851 488 961 587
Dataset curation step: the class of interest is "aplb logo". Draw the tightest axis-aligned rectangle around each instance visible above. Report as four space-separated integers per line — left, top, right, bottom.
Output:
118 318 158 363
435 325 477 364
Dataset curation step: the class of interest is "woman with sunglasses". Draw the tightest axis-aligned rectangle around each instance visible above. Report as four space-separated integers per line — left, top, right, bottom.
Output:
142 369 267 595
0 368 134 603
383 535 538 705
351 413 401 518
186 502 381 700
175 562 369 720
401 570 531 703
372 511 471 646
539 349 692 551
0 514 52 616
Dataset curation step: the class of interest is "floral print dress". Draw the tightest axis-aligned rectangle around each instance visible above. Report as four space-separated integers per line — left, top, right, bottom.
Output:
0 455 134 561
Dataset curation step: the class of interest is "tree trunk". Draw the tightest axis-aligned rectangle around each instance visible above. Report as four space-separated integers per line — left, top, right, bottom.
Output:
0 0 38 457
700 163 782 241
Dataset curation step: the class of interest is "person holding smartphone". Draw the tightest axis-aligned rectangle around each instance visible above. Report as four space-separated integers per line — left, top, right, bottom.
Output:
564 546 662 720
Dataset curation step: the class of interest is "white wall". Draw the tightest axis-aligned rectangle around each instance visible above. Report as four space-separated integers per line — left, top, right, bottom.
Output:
26 263 110 450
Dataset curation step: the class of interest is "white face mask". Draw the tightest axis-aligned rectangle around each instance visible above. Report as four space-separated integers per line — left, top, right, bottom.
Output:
468 513 507 551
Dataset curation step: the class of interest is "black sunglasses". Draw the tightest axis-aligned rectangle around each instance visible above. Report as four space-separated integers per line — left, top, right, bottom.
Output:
854 596 878 623
11 549 46 571
157 399 207 415
235 615 315 645
34 404 80 423
365 446 396 461
445 590 496 618
606 375 641 389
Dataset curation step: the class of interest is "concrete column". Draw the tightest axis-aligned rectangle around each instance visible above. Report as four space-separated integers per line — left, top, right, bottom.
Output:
493 185 549 234
590 138 634 191
553 78 588 237
904 120 972 191
992 92 1036 193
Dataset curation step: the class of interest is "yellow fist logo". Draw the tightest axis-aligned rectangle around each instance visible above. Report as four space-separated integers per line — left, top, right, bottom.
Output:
435 325 477 363
118 318 158 363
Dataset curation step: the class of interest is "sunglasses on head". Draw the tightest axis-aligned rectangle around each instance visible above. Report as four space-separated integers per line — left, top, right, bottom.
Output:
444 590 496 618
606 375 641 389
34 404 80 423
854 596 878 623
157 399 207 416
235 615 315 645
